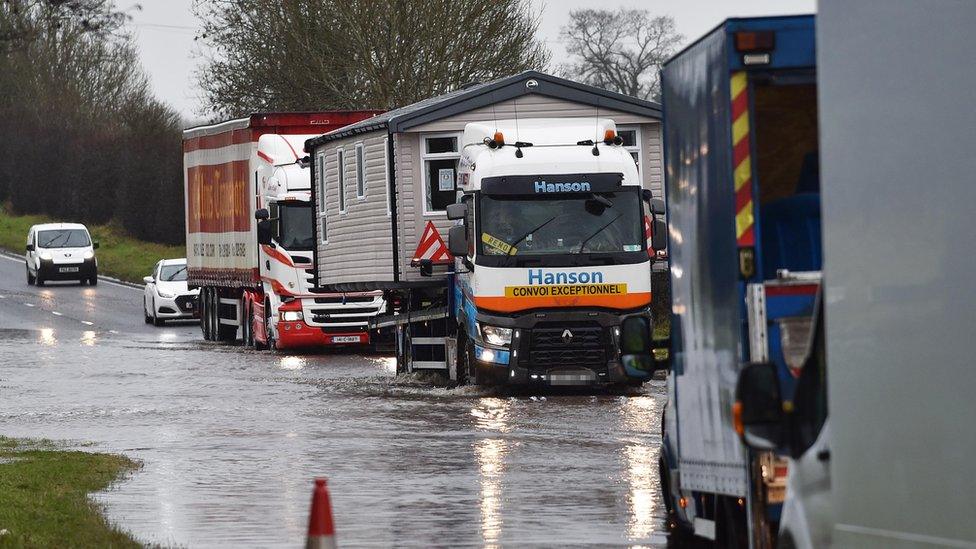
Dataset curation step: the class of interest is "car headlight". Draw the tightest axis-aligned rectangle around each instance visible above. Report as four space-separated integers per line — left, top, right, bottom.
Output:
83 249 95 259
281 311 303 322
157 290 175 299
39 251 53 260
480 324 513 346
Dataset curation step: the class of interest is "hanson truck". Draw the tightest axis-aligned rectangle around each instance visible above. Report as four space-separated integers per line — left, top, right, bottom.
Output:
621 15 823 547
183 112 386 350
445 119 665 386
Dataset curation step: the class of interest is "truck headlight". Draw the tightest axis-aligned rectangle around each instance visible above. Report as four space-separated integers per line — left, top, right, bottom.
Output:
39 251 53 260
281 311 303 322
480 324 513 346
83 249 95 259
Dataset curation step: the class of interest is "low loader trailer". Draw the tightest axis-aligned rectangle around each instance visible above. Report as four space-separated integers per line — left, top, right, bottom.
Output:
183 112 387 351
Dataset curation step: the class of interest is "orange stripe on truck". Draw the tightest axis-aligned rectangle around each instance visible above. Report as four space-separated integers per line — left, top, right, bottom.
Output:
474 292 651 313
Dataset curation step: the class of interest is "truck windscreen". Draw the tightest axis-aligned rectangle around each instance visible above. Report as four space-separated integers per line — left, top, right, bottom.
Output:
479 191 643 256
278 204 314 250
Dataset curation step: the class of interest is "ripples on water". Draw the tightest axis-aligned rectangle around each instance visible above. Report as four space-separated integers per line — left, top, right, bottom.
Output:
0 327 669 547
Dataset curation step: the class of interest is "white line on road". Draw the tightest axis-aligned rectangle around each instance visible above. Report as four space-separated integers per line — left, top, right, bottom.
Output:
81 320 93 326
0 295 6 299
51 311 62 316
109 330 119 334
24 303 34 307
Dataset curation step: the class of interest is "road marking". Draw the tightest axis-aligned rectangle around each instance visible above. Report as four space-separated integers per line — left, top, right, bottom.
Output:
81 320 93 326
0 295 6 299
24 303 34 307
109 330 119 334
52 311 62 316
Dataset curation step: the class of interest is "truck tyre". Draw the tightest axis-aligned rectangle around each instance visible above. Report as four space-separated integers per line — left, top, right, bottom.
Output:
264 298 277 351
215 293 237 342
26 264 35 285
201 288 213 341
242 300 252 347
456 333 471 386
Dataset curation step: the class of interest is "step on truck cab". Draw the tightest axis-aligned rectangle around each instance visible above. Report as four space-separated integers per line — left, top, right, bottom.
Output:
183 112 386 350
445 118 665 386
649 15 821 547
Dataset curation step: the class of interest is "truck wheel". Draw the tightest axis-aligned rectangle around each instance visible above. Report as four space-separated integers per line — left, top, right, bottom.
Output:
215 295 237 341
201 288 212 341
242 301 252 347
264 299 277 351
455 334 471 385
26 265 35 285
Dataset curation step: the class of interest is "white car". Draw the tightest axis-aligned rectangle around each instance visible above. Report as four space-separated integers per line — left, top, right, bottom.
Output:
143 258 198 326
26 223 99 286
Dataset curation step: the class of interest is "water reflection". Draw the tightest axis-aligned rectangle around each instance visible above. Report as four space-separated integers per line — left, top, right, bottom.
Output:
39 328 56 346
279 356 306 371
470 397 512 433
80 331 97 346
620 396 663 543
476 437 508 548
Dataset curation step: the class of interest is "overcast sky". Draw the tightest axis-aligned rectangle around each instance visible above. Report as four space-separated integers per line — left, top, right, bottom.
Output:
129 0 815 120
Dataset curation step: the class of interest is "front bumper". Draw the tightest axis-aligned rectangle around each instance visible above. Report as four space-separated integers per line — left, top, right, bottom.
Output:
38 258 96 280
155 293 199 319
473 308 648 386
275 320 370 349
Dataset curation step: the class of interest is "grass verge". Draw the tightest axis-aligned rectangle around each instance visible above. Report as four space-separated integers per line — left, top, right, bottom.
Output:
0 207 183 284
0 437 141 548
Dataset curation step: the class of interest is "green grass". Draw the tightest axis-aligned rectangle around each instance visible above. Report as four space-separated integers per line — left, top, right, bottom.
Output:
0 207 183 284
0 437 142 548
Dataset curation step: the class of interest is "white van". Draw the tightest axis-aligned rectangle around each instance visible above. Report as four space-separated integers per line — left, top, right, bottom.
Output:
25 223 99 286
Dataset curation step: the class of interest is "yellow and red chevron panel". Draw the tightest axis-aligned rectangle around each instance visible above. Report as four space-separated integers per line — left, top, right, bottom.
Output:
730 71 755 248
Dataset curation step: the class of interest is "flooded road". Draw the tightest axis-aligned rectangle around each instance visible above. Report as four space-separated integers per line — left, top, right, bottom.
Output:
0 253 669 547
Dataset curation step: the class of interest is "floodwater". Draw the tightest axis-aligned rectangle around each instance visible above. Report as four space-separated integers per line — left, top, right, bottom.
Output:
0 266 670 547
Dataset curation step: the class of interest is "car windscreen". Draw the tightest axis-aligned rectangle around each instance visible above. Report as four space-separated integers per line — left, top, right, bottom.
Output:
478 191 644 256
159 264 187 282
37 229 90 248
278 204 314 250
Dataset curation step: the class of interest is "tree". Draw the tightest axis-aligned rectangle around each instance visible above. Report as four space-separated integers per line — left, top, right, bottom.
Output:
194 0 551 118
0 0 130 52
559 9 682 101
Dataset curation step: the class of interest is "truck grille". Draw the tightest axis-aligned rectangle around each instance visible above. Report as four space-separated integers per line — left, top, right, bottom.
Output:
528 324 607 367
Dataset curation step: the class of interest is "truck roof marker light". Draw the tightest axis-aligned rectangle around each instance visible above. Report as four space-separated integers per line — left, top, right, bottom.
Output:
734 31 774 52
603 129 623 146
678 497 688 509
484 132 505 149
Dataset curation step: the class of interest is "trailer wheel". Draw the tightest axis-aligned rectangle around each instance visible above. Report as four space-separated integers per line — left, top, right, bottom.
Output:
215 293 238 342
242 300 252 347
200 288 211 340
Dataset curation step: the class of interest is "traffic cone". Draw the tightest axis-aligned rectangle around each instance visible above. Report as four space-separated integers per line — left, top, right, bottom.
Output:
306 478 337 549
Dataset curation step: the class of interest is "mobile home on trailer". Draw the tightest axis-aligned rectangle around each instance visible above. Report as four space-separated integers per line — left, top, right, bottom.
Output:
304 71 663 290
304 71 666 384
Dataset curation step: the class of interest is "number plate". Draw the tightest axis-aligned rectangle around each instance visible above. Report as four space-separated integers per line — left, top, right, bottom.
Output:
59 267 80 273
549 371 596 386
332 335 361 343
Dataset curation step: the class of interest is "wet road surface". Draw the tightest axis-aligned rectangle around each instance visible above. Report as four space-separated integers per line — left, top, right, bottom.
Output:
0 252 670 547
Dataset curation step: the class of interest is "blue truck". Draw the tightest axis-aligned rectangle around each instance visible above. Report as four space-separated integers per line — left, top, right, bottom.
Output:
652 15 822 547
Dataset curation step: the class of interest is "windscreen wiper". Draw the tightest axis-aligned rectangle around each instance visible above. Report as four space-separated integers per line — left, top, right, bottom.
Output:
576 212 623 253
166 266 187 281
505 214 563 255
42 232 70 248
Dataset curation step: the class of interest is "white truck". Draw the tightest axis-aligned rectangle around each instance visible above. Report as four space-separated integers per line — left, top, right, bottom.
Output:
442 118 665 386
183 112 387 350
733 1 976 548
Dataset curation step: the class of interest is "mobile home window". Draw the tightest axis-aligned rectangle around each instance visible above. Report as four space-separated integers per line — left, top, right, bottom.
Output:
618 126 641 170
337 148 346 213
355 142 365 198
317 152 327 242
422 133 461 215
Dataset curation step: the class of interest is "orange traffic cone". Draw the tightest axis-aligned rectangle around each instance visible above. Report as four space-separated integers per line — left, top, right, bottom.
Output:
306 478 337 549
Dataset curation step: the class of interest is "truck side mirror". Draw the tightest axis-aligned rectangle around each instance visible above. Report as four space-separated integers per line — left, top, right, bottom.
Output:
620 315 658 377
26 244 34 252
255 208 270 221
651 219 667 251
734 362 787 451
650 198 665 215
447 225 468 256
257 219 273 245
446 203 467 221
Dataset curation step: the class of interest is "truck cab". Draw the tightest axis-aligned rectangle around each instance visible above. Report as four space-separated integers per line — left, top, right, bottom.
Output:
447 118 661 386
